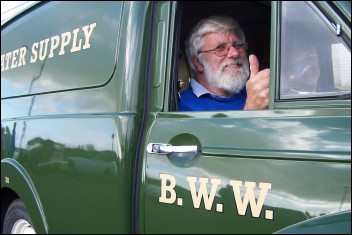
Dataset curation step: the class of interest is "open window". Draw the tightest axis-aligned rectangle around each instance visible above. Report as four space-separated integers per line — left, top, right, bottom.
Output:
169 1 272 111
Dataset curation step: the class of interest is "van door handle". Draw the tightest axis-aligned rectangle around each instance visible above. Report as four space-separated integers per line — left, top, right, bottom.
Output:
147 143 198 154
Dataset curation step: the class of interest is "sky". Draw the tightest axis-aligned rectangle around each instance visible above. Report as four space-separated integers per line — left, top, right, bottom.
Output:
1 1 35 24
1 1 28 14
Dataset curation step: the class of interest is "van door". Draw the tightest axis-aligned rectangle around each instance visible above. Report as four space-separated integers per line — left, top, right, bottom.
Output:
142 1 350 234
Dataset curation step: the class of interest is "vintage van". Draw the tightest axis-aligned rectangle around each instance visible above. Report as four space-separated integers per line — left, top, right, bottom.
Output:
1 1 351 234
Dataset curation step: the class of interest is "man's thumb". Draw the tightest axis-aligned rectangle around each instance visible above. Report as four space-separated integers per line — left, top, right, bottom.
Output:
249 54 259 78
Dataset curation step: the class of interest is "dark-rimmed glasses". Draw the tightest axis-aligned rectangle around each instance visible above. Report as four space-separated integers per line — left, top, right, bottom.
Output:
198 41 248 57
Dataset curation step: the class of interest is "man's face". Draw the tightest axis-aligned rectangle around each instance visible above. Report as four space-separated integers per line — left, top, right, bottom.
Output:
199 32 249 94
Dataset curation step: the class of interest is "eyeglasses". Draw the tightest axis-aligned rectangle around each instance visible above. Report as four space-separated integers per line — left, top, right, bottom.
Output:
292 54 319 70
198 41 248 57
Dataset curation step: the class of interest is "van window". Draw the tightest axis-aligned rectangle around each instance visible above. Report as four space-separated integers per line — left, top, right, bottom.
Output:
280 1 351 99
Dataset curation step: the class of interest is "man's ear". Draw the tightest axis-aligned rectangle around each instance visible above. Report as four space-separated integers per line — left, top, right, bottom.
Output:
192 57 204 72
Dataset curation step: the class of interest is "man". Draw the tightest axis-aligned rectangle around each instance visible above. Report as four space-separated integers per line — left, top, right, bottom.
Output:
178 15 270 111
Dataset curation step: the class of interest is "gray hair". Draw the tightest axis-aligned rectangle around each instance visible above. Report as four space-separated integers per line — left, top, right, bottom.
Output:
185 15 246 77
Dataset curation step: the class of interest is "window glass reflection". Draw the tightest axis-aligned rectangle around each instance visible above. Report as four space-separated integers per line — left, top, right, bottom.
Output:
280 1 351 99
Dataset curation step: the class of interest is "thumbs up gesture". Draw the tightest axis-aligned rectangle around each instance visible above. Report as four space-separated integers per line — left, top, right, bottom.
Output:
244 54 270 110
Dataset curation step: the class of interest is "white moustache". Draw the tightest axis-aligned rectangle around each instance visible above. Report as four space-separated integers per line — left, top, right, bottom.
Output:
222 58 244 69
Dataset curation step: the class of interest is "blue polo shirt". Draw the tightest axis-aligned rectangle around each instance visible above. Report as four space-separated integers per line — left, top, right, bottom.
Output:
178 79 247 111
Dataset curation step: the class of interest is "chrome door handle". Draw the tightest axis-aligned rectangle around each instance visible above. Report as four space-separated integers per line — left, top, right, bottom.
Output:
147 143 198 154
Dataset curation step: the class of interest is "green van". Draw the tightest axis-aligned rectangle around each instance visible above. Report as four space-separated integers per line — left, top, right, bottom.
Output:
1 1 350 234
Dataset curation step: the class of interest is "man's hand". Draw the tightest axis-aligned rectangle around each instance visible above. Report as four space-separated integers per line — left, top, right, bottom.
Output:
243 54 270 110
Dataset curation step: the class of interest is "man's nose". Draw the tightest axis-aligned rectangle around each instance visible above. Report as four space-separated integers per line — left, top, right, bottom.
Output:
227 45 240 58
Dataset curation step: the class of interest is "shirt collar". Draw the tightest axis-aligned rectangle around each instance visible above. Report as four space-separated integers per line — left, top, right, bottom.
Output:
190 79 210 97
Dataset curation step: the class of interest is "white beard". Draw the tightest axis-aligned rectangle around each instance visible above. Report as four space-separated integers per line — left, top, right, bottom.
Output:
203 57 249 95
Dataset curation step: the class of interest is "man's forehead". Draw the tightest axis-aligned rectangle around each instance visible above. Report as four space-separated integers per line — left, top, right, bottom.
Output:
202 31 239 43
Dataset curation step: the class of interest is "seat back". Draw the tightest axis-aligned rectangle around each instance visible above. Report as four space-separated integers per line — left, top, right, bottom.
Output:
178 52 191 92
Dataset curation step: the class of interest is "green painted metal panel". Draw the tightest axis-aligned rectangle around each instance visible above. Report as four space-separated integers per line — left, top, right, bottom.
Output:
1 1 151 233
143 109 350 233
1 2 122 98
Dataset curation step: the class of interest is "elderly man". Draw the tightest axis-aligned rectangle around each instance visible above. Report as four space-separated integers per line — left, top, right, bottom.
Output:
178 15 270 111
